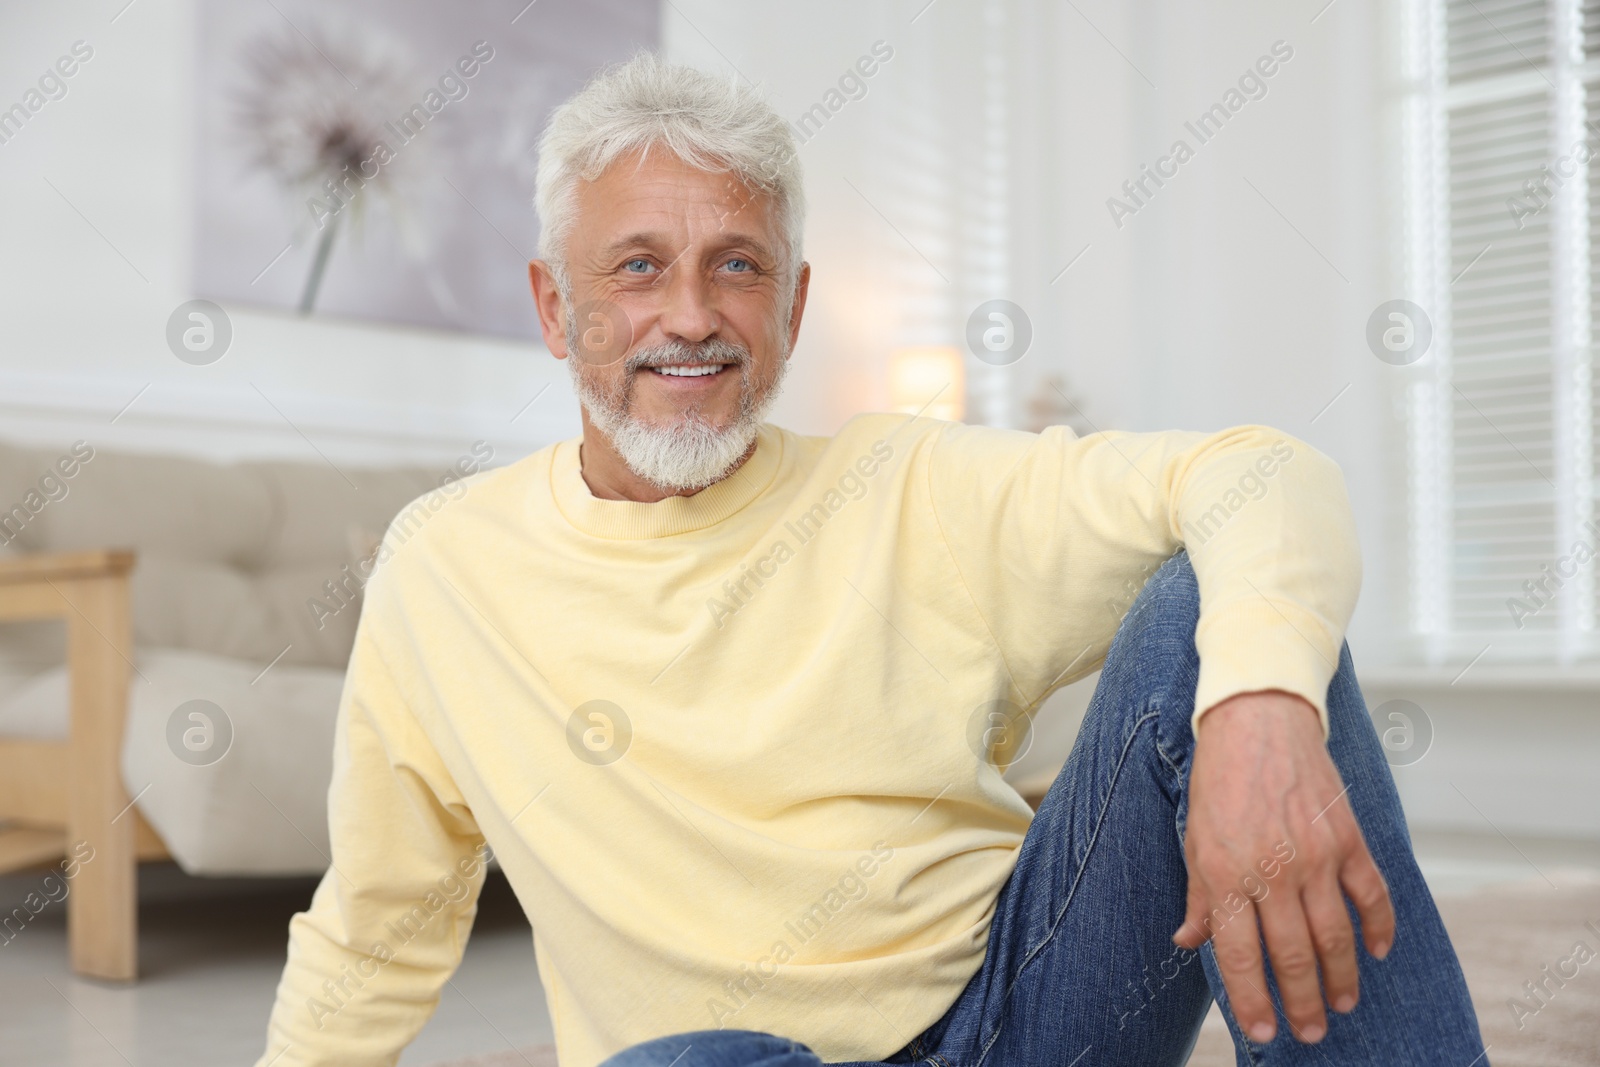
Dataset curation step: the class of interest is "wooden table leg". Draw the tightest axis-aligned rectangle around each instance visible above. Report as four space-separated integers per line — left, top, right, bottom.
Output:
64 572 137 982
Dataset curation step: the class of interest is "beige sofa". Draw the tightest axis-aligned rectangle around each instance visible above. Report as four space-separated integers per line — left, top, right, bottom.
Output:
0 436 474 979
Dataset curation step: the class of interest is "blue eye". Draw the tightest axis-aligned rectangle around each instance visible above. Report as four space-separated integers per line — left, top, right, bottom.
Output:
724 258 752 272
623 258 652 273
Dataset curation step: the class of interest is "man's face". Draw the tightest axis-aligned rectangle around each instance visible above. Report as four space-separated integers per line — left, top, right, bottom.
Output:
532 149 809 492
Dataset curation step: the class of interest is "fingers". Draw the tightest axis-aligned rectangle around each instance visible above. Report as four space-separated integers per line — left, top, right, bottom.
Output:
1339 843 1396 960
1172 874 1211 950
1302 879 1359 1015
1257 894 1327 1042
1209 901 1278 1044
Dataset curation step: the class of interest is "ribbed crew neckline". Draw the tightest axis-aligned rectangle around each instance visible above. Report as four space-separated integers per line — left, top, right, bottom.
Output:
549 423 785 540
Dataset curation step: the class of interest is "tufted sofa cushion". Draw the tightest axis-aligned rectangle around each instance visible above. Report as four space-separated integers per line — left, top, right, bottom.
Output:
0 439 450 670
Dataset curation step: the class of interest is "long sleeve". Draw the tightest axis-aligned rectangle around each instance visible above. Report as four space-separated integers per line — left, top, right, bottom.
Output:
253 567 488 1067
925 421 1362 735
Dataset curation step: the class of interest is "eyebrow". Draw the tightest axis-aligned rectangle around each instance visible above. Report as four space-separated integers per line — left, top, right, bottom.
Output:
596 230 779 266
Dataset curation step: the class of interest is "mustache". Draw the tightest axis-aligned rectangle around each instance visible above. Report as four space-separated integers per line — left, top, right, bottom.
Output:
625 338 752 372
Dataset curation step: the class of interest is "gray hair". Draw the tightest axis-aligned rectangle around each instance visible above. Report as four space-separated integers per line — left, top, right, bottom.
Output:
534 52 805 297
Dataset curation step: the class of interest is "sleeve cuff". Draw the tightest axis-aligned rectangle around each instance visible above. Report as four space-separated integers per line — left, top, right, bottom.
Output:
1191 596 1342 740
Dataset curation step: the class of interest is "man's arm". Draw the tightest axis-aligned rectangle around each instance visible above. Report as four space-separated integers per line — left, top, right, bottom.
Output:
253 576 488 1067
926 421 1360 733
925 419 1390 1044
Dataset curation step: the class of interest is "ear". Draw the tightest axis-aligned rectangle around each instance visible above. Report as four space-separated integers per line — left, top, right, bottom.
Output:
784 261 811 356
529 260 569 359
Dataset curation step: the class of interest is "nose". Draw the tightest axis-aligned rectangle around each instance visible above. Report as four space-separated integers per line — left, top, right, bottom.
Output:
654 257 719 345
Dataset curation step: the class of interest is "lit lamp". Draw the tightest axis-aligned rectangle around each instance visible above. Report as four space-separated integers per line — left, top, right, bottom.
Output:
889 345 965 422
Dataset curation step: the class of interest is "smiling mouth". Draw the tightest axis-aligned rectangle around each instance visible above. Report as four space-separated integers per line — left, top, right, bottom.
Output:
646 363 733 378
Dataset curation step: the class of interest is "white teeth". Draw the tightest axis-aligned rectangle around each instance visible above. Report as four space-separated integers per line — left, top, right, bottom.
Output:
650 364 725 377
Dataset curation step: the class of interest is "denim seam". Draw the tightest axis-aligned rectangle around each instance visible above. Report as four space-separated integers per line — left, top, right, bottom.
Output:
1155 735 1184 784
1225 1014 1263 1066
968 707 1162 1067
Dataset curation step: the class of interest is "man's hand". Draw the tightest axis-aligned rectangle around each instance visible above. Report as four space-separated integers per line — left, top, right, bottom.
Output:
1174 689 1394 1044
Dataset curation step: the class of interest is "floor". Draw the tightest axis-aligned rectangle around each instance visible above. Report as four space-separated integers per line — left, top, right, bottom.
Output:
1 830 1597 1067
0 864 553 1067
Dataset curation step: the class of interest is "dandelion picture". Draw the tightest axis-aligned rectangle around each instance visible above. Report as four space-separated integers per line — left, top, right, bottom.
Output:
234 21 424 313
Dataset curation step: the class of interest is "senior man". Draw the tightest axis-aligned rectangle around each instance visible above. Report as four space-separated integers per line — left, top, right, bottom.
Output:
255 54 1484 1067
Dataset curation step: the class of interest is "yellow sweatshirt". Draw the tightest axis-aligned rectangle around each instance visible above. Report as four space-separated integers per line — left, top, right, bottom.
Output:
254 413 1360 1067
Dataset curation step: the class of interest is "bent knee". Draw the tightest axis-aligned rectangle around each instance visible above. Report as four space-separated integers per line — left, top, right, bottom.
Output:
1108 550 1201 667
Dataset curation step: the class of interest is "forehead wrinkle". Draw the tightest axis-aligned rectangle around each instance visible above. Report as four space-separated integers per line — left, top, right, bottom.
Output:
595 231 672 260
582 151 780 228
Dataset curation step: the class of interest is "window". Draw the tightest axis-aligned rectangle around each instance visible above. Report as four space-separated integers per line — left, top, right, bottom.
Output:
1402 0 1599 665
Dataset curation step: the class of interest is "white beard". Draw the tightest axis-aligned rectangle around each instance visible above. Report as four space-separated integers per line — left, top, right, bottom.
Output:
565 329 790 493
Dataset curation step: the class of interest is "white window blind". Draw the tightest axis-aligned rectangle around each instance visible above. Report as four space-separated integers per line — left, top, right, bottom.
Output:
1402 0 1598 665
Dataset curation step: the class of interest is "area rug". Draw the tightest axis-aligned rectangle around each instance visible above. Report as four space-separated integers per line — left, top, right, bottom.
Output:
428 875 1600 1067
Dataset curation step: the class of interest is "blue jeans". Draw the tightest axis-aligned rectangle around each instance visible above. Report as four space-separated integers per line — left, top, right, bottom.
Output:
599 550 1487 1066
